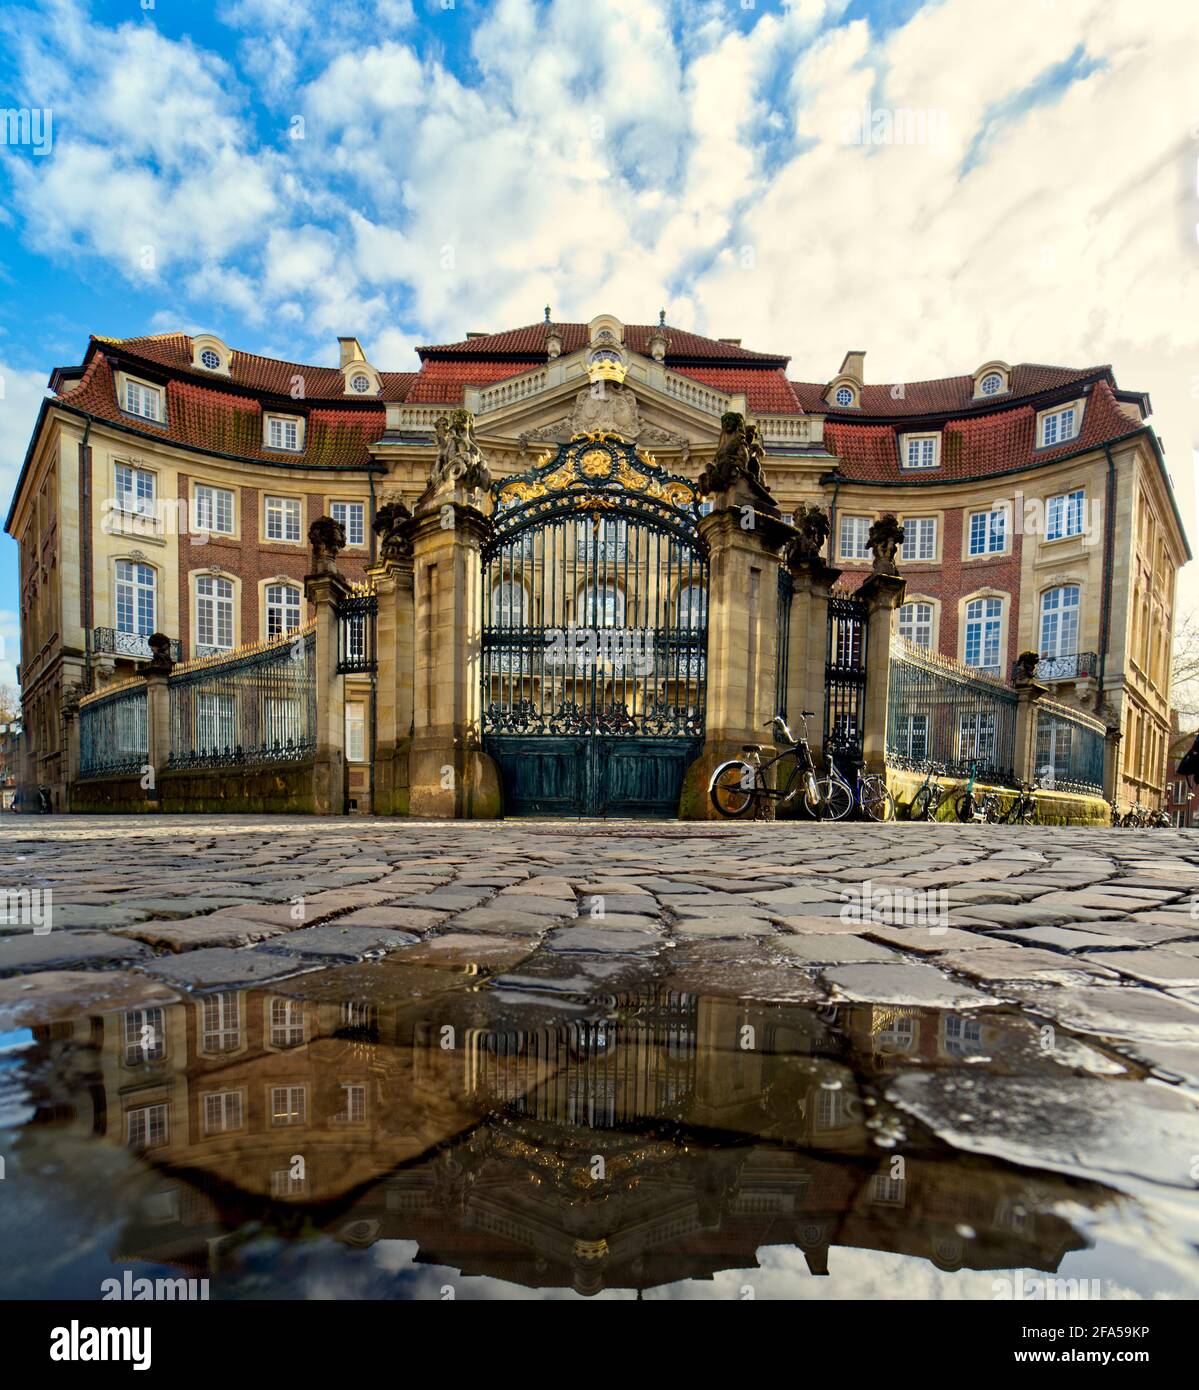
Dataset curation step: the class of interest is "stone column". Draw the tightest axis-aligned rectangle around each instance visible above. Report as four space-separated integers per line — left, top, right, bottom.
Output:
143 633 176 806
407 475 501 819
1012 670 1048 785
784 556 841 755
60 685 81 810
1103 723 1122 803
679 462 794 820
856 572 907 774
368 506 416 815
304 569 350 816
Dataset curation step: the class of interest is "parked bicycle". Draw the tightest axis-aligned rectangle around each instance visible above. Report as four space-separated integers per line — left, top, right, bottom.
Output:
995 778 1039 825
908 761 948 821
954 762 999 823
709 712 891 821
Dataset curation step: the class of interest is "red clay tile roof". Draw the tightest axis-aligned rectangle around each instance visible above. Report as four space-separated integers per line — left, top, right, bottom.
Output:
403 359 542 402
825 378 1139 483
58 353 384 469
418 322 789 364
790 363 1111 418
675 366 802 413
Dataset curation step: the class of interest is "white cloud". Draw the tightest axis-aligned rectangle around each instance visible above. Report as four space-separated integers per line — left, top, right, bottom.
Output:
0 360 51 523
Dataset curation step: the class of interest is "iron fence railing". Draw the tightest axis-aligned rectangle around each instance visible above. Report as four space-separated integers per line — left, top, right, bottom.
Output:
167 626 316 770
93 628 182 662
1034 697 1106 794
887 637 1018 781
826 593 868 762
776 569 793 722
1012 651 1098 682
78 679 148 778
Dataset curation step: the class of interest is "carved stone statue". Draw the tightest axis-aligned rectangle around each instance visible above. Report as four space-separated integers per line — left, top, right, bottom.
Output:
146 632 175 674
431 408 491 493
787 504 832 566
697 411 776 508
867 513 905 575
1014 650 1040 681
372 499 413 562
308 515 346 574
567 380 641 439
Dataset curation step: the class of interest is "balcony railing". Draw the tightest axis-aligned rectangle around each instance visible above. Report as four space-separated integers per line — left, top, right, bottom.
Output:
93 629 182 662
1014 651 1098 683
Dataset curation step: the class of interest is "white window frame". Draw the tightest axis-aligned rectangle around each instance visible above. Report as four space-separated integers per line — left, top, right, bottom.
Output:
269 998 306 1050
979 372 1004 397
123 379 163 422
266 582 302 637
964 596 1003 672
1039 585 1080 658
266 415 301 452
123 1007 166 1066
265 495 302 543
200 991 242 1055
114 462 157 517
194 483 234 535
271 1085 307 1126
1039 404 1078 448
839 514 870 560
968 508 1006 556
346 701 366 763
337 1083 367 1124
901 434 939 470
196 691 236 751
898 601 934 649
901 517 936 562
330 500 365 546
126 1103 169 1150
1045 488 1085 542
195 574 235 651
115 559 156 636
833 385 855 407
203 1091 244 1135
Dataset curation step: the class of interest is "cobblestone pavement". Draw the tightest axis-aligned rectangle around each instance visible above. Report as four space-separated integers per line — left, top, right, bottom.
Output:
3 816 1199 1297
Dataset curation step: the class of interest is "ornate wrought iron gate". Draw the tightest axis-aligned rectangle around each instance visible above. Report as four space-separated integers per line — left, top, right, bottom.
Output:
482 435 708 817
824 592 868 766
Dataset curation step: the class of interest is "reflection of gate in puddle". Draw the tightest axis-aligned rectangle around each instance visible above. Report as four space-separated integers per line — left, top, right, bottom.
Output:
466 994 699 1125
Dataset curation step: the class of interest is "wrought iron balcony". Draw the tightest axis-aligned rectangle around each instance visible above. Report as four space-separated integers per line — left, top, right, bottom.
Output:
1015 651 1099 682
93 629 182 663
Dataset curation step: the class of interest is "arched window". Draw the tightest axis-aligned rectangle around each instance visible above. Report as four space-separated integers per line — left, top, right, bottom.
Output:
491 580 526 626
196 575 234 652
580 585 625 626
1039 585 1079 658
897 600 933 648
115 560 156 635
834 385 854 407
677 585 706 630
979 372 1004 396
265 583 302 638
963 596 1003 671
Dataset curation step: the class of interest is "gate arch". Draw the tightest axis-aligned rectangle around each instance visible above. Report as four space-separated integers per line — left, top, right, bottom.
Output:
482 434 708 817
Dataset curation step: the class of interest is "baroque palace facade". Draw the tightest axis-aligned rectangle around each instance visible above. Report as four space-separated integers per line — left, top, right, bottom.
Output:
5 311 1188 814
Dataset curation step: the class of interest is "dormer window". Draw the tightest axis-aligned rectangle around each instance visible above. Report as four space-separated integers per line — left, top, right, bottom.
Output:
900 432 940 469
971 361 1010 400
124 379 163 422
350 373 371 394
1038 404 1080 448
266 415 303 452
979 372 1003 396
200 349 221 371
834 386 854 407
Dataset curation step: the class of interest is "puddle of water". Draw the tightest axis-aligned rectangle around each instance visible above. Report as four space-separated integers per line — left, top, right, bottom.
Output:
0 962 1197 1300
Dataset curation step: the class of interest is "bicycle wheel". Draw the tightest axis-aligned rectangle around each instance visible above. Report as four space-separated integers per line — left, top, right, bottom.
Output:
860 775 895 822
955 792 976 822
709 760 758 818
809 775 853 821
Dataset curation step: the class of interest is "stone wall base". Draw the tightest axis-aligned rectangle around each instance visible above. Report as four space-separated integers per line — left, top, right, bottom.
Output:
70 763 317 814
885 766 1108 826
408 744 502 819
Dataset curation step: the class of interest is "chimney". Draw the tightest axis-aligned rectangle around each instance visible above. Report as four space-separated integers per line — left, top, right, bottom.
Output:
465 331 488 340
719 337 742 347
839 350 866 382
338 336 365 368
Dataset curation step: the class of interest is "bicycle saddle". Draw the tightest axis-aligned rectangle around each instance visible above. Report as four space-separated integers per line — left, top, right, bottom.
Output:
741 744 763 754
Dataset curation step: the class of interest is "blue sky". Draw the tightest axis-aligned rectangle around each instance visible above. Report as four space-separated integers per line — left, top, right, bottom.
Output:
1 0 1197 688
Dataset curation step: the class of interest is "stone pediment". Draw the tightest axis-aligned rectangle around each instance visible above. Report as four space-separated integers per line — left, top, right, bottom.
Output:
516 381 690 454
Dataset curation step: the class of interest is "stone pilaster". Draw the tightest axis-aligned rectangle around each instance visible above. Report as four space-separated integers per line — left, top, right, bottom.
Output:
304 570 351 815
368 545 415 816
407 487 501 818
679 474 794 819
1013 671 1049 785
784 556 841 755
856 571 907 774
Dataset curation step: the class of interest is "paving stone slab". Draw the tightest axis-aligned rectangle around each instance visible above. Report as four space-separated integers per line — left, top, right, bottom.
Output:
822 961 997 1007
777 934 901 965
1084 949 1199 987
1003 982 1199 1043
257 924 420 960
139 947 319 989
0 970 180 1028
113 914 292 952
545 926 661 955
993 924 1150 952
936 945 1118 985
0 930 150 973
330 905 451 931
861 924 1009 953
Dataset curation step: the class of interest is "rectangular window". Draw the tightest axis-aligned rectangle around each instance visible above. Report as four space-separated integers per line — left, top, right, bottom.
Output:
124 380 162 421
346 702 366 762
123 1007 166 1066
901 517 936 562
1040 406 1077 447
271 1085 307 1126
270 999 305 1050
898 602 934 648
265 496 302 542
263 696 303 750
202 992 241 1054
267 417 300 451
1046 489 1085 542
330 501 365 546
203 1091 243 1135
194 484 234 534
195 575 234 650
839 514 870 560
266 584 302 637
968 508 1006 556
126 1103 169 1150
903 436 938 469
338 1084 366 1124
902 713 929 760
196 692 236 752
115 463 156 516
958 710 997 765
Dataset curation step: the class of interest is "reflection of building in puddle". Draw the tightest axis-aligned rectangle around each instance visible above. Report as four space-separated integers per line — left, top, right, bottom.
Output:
22 985 1116 1294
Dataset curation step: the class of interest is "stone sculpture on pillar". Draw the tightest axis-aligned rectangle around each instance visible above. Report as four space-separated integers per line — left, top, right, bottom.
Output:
866 514 904 576
429 409 492 497
697 411 777 512
308 515 347 575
